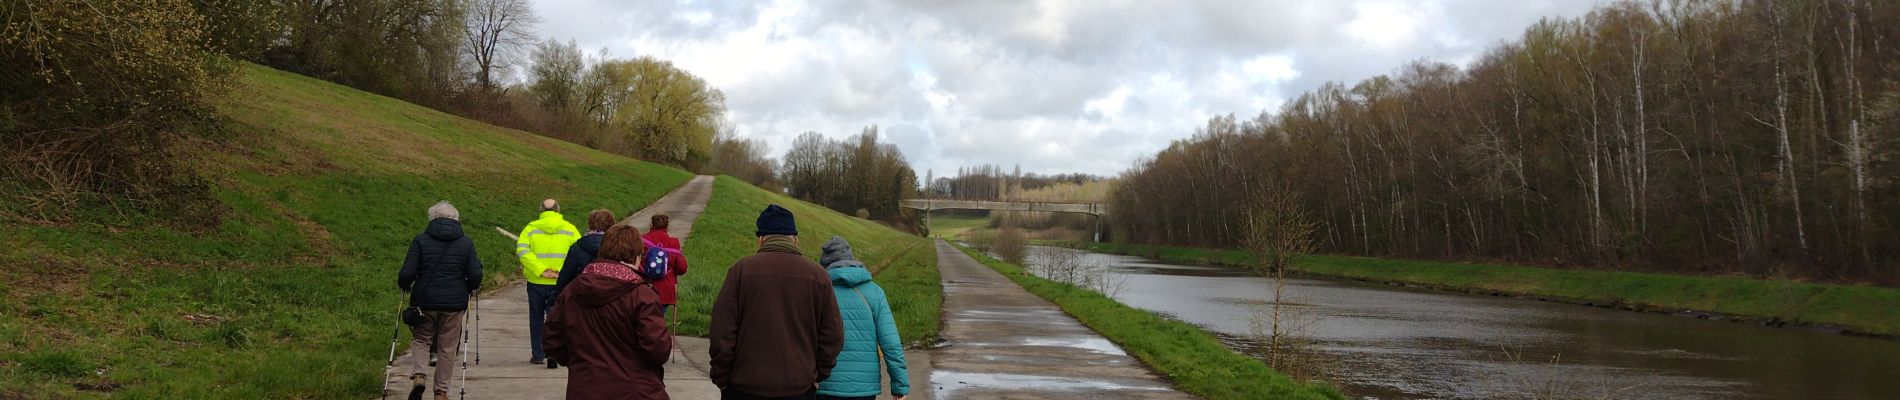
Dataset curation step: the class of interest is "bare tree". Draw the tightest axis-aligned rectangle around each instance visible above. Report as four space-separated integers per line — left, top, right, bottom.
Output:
463 0 538 91
1240 183 1321 379
528 38 584 111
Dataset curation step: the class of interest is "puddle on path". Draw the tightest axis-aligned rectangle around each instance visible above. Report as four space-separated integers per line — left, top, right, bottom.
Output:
931 370 1171 398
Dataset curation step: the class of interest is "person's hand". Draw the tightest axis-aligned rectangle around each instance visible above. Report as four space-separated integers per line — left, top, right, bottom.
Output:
894 396 906 400
540 269 560 279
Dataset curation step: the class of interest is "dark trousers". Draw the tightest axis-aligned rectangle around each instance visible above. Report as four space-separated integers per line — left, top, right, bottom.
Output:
526 283 557 359
721 388 816 400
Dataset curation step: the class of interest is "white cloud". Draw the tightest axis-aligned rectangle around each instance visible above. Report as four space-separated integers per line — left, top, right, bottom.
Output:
1345 1 1428 47
531 0 1606 178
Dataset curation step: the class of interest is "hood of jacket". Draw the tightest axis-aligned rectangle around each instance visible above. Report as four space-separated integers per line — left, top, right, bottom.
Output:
425 218 465 241
827 263 873 287
819 236 857 268
575 232 604 255
528 211 570 232
571 261 644 308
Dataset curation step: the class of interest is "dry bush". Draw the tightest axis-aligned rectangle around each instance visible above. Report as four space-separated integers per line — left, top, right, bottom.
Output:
3 0 234 223
1030 245 1127 298
985 211 1097 243
1244 297 1329 382
992 220 1028 265
710 133 779 190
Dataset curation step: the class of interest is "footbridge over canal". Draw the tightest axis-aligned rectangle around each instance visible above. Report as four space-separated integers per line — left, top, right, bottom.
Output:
899 199 1108 241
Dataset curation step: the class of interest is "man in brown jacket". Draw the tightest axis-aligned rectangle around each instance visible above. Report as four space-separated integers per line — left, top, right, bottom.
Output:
709 204 845 400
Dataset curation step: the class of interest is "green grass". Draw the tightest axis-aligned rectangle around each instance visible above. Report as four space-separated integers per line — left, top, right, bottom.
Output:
925 213 989 239
1088 242 1900 337
0 64 695 398
672 176 941 347
949 243 1342 400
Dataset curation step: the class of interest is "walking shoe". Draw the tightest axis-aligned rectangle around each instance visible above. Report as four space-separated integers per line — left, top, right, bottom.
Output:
530 356 544 364
429 353 437 367
434 390 450 400
406 374 428 400
546 358 559 369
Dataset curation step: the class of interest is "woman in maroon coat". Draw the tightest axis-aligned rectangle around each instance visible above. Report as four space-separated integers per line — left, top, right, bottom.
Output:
545 224 672 400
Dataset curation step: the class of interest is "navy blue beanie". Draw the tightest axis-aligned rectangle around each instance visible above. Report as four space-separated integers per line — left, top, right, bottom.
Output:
755 204 798 236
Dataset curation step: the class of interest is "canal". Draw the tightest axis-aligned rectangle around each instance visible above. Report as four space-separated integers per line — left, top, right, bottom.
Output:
1018 246 1900 399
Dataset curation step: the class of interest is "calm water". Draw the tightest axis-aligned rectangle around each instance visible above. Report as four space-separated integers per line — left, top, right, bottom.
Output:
1020 246 1900 400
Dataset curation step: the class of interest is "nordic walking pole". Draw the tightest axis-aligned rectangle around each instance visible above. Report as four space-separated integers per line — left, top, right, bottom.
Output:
668 306 681 364
383 298 402 400
459 305 471 400
473 294 481 365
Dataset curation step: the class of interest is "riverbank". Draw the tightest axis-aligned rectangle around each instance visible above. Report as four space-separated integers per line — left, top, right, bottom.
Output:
1087 243 1900 338
950 243 1342 400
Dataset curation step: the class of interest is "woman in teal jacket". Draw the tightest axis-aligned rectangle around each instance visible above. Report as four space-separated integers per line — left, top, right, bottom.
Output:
816 236 909 400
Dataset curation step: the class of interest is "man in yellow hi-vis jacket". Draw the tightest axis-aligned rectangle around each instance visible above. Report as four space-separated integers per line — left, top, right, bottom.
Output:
516 198 579 366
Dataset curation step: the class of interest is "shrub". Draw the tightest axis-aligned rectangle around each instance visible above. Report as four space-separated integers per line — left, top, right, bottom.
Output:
2 0 234 222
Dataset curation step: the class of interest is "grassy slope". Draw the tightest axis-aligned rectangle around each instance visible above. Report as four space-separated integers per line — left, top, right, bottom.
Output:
925 213 988 239
673 176 940 347
949 243 1342 400
1090 243 1900 337
0 65 695 398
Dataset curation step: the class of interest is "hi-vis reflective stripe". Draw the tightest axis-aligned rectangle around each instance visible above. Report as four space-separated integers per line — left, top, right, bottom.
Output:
536 253 567 259
517 249 534 257
526 230 577 238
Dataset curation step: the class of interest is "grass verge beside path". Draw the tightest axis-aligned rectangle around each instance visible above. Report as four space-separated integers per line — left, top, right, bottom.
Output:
1088 243 1900 337
0 65 694 398
925 213 988 239
673 176 941 347
949 243 1342 400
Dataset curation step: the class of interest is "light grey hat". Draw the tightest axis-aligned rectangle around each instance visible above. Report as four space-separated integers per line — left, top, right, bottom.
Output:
819 236 857 267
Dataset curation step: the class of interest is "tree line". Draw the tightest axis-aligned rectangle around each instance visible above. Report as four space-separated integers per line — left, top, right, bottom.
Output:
1108 0 1900 283
779 127 918 223
923 165 1106 239
710 132 780 192
925 164 1101 201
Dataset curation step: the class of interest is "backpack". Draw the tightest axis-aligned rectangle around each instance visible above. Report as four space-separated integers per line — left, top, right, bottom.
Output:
636 239 677 280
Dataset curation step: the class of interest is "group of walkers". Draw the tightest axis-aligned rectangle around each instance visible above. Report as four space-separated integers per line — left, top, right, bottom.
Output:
394 199 911 400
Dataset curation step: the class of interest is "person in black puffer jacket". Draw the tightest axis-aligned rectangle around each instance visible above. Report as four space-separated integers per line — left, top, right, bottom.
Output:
397 201 484 399
546 209 614 370
555 209 616 299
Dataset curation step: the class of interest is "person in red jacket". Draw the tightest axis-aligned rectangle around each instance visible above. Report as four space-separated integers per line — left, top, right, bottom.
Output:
643 214 688 321
544 223 672 400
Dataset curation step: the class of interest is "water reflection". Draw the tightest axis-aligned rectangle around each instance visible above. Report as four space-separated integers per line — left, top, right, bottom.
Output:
1021 246 1900 400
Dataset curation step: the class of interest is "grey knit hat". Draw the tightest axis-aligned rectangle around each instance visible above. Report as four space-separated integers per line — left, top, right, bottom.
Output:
819 236 857 267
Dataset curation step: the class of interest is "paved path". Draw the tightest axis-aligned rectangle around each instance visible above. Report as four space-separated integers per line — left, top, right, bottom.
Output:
381 175 719 399
927 240 1195 400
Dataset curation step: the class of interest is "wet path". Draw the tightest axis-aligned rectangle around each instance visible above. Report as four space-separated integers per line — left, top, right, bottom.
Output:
927 240 1196 400
380 175 720 399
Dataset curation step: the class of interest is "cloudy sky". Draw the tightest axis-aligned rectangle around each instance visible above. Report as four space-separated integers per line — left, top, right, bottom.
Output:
531 0 1604 177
